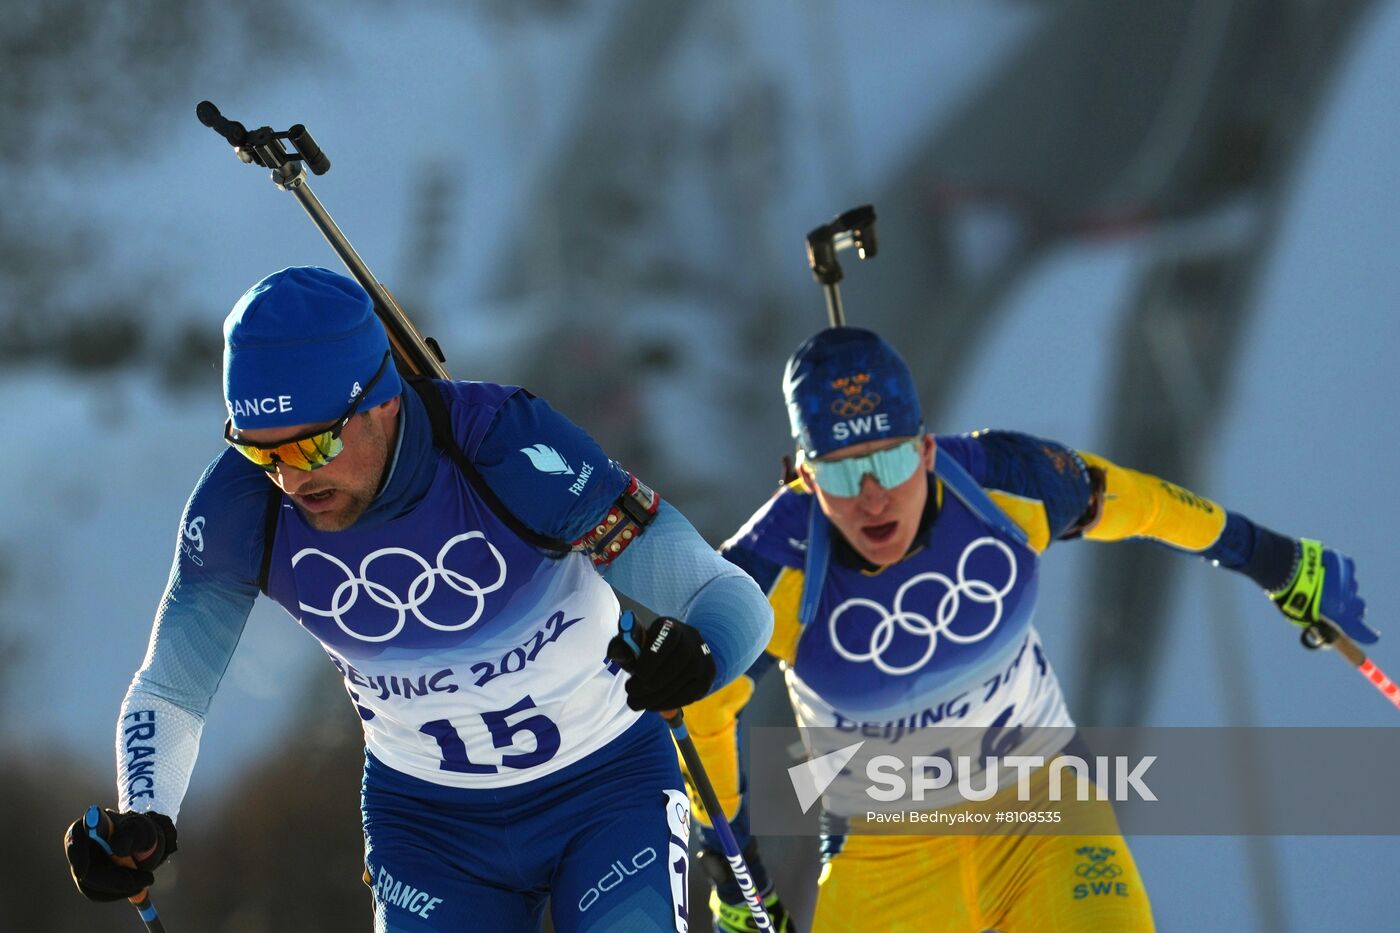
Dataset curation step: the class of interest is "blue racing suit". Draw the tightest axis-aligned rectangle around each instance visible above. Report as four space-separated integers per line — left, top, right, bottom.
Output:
114 377 772 931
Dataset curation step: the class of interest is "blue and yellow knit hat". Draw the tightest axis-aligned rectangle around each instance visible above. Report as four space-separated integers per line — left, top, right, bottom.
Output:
783 327 923 459
223 267 402 430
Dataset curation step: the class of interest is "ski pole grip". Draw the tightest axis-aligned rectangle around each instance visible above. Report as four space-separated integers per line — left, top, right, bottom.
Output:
196 100 247 146
84 806 114 854
85 805 169 932
606 611 646 671
605 614 684 722
84 806 137 870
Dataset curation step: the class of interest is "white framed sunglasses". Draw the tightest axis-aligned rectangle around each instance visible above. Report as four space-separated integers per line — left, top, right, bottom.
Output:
805 437 924 497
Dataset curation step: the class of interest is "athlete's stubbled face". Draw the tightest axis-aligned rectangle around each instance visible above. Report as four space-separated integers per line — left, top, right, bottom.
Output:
238 397 400 532
801 434 936 568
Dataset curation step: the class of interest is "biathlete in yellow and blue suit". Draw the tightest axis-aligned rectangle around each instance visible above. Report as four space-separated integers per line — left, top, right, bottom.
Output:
687 327 1376 933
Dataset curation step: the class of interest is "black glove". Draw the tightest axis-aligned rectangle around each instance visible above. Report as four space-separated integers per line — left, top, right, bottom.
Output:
608 614 717 711
698 840 797 932
64 808 177 902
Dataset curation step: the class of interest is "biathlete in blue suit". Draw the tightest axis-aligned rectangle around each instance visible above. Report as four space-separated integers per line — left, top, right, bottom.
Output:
62 266 774 932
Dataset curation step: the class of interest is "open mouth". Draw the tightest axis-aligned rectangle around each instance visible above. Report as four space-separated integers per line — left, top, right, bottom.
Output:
862 521 899 543
297 489 338 512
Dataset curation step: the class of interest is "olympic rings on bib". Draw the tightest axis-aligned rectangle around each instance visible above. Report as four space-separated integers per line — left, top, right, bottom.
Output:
292 532 507 643
828 536 1018 675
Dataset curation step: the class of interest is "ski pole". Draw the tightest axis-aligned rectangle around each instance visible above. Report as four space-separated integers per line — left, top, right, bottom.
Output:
607 614 774 931
805 205 878 326
1302 621 1400 712
194 101 449 380
84 806 168 933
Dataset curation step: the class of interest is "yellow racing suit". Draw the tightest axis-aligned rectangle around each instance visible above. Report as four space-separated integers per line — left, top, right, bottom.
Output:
688 430 1302 932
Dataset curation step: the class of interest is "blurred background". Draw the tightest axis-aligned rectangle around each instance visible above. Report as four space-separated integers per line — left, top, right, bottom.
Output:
4 1 1398 929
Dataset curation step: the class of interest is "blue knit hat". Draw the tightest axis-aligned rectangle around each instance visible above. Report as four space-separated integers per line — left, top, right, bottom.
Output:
223 267 402 430
783 327 923 458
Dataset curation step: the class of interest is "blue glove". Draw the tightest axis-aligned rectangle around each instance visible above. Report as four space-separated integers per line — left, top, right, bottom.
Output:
1271 540 1378 644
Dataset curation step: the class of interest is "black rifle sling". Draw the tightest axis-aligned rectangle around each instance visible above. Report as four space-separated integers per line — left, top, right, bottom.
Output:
257 486 281 595
256 379 572 596
409 378 573 556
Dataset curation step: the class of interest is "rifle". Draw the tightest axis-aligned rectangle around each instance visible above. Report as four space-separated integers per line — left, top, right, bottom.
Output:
195 101 449 380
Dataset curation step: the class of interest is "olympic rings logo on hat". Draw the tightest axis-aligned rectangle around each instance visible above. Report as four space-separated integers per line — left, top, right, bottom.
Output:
829 372 881 418
828 537 1018 675
830 393 881 417
292 532 507 643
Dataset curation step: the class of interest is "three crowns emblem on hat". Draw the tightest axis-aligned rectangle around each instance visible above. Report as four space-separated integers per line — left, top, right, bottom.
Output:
830 372 880 417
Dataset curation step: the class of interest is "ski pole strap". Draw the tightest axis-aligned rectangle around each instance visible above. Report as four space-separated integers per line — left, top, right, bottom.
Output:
1271 539 1324 623
615 610 643 663
83 806 114 856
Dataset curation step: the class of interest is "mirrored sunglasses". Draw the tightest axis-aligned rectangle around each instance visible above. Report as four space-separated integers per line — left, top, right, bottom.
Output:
808 438 923 497
224 351 390 473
